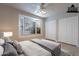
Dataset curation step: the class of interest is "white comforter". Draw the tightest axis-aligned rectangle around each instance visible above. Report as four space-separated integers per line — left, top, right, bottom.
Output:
19 41 51 56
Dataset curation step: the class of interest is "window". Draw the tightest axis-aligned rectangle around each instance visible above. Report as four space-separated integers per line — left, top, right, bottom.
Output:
19 15 41 36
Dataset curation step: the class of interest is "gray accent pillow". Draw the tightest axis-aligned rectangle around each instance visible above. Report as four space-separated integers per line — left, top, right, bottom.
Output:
3 38 24 55
2 43 18 56
12 40 23 55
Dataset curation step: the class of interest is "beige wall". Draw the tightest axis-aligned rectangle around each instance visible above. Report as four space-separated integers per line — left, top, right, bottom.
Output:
0 5 45 41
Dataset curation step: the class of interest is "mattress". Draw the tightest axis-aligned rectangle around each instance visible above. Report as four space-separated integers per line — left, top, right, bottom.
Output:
31 39 61 56
19 41 51 56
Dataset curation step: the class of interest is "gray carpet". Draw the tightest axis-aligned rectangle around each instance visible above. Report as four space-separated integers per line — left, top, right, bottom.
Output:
60 51 71 56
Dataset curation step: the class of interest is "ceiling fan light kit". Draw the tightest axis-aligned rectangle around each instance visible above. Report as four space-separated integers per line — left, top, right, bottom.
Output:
39 3 47 15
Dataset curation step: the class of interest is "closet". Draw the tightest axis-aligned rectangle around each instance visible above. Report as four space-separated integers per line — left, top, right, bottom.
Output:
45 16 79 46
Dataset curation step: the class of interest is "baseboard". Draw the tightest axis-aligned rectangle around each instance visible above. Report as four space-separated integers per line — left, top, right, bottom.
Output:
58 41 77 47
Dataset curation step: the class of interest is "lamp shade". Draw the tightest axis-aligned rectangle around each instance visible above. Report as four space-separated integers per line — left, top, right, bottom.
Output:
3 32 13 37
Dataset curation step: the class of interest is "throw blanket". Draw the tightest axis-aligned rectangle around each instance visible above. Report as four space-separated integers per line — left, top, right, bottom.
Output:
31 39 61 56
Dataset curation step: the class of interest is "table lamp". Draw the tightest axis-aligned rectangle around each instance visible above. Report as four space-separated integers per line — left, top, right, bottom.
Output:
3 32 13 38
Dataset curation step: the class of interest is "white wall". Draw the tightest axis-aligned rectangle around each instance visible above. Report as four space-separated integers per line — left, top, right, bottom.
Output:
45 20 56 41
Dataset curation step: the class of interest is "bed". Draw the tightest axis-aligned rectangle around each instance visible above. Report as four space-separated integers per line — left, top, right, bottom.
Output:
0 38 61 56
31 39 61 56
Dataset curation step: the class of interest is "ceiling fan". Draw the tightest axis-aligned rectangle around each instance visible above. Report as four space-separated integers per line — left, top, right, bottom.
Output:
39 3 47 15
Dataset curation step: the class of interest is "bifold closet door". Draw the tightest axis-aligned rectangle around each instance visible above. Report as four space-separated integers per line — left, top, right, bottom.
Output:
45 20 56 41
58 16 78 46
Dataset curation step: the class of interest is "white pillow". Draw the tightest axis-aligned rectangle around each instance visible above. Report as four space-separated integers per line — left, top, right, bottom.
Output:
0 46 4 56
0 39 5 45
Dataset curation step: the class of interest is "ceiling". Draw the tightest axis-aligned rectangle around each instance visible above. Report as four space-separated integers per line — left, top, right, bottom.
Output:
2 3 79 18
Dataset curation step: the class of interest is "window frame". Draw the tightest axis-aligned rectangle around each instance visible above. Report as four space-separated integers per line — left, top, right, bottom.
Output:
19 15 41 36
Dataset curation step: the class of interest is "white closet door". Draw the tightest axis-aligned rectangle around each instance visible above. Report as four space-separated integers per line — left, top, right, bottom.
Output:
58 16 78 46
45 20 56 41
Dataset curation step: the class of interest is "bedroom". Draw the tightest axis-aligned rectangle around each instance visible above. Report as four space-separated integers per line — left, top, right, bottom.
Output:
0 3 79 56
